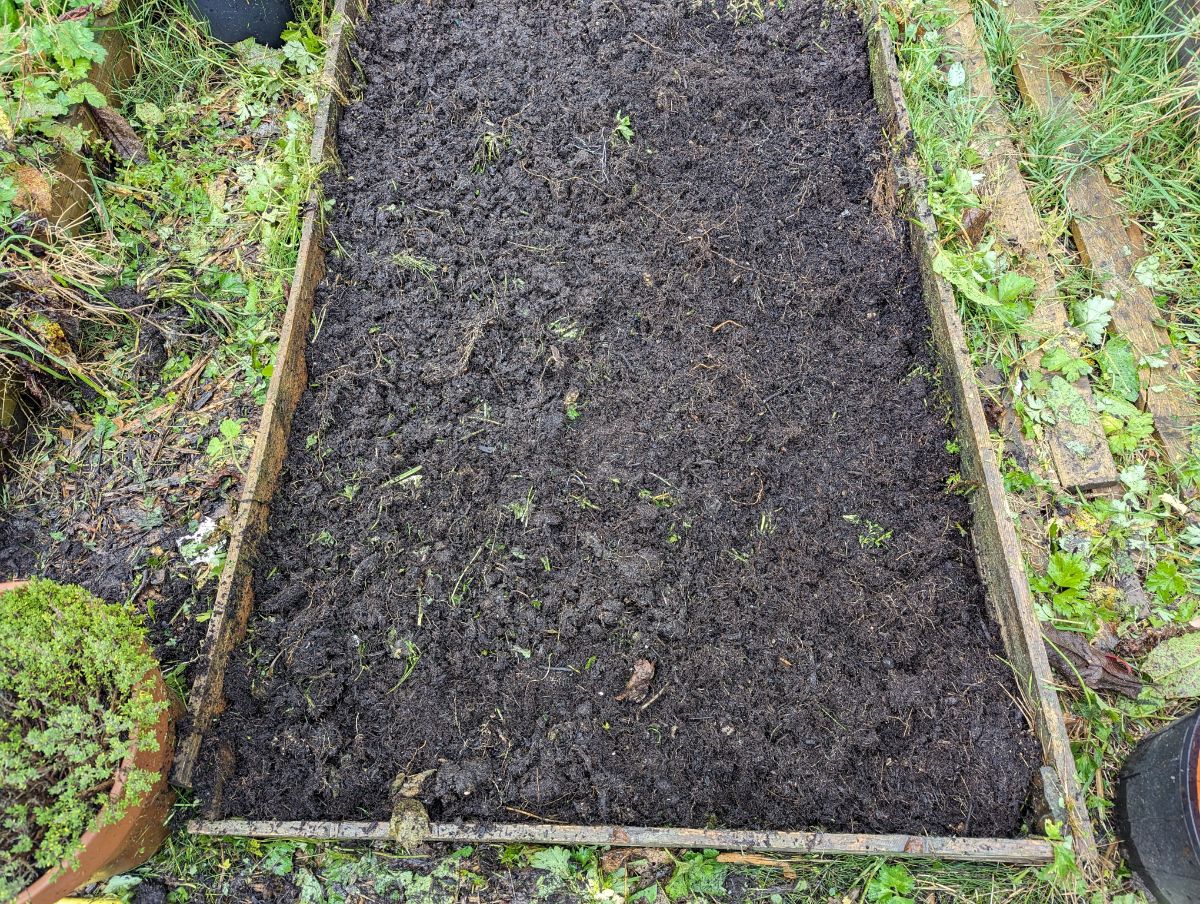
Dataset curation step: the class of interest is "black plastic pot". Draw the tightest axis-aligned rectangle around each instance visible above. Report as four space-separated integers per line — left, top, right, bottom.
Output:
1116 707 1200 903
190 0 294 48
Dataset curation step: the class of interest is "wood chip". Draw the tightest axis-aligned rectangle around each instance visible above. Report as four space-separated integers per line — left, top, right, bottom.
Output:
960 206 989 246
716 852 797 878
13 166 51 216
614 658 655 702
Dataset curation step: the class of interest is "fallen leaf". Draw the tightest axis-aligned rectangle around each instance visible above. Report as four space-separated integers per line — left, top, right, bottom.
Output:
13 166 52 216
960 206 990 246
90 105 148 164
1143 631 1200 699
615 658 655 703
1043 625 1142 698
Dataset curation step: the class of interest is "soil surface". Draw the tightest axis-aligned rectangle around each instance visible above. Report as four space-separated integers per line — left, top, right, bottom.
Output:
205 0 1039 833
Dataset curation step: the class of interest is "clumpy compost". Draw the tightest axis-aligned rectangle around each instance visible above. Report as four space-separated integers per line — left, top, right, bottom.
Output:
205 0 1040 833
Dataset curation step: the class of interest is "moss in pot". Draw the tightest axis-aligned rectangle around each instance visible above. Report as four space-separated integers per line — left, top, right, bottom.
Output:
0 578 170 899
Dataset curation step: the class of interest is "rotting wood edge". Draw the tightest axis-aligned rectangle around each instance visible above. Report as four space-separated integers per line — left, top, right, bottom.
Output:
186 820 1054 865
2 13 134 429
176 2 1083 867
42 13 136 230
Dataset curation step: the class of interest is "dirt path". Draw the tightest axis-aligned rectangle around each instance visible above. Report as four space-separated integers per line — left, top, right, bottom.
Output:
203 0 1038 834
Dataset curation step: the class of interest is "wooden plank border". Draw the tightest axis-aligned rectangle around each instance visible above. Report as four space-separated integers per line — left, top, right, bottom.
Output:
172 0 367 787
175 2 1086 869
187 820 1055 865
867 5 1099 871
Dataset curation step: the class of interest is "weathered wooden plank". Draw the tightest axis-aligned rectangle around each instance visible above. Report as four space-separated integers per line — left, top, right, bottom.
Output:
868 10 1100 872
42 13 136 230
1001 0 1198 469
187 820 1055 865
172 0 367 789
943 1 1119 495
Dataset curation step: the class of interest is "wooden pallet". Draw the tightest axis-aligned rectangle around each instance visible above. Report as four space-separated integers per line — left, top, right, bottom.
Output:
944 0 1119 495
174 0 1096 869
999 0 1199 470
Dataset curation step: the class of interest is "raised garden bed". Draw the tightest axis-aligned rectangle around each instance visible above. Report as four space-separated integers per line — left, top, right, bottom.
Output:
177 0 1095 866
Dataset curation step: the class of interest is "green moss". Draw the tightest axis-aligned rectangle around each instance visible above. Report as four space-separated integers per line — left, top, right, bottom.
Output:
0 578 166 898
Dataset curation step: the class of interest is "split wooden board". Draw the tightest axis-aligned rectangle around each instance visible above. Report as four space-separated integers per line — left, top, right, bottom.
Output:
1000 0 1199 469
944 0 1119 495
176 0 1096 869
869 9 1098 872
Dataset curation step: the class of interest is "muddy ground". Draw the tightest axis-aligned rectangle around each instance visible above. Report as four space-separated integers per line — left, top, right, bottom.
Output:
204 0 1039 834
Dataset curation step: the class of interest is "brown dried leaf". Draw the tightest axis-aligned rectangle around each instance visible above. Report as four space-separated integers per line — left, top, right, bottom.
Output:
961 206 990 247
91 105 148 164
614 658 655 703
13 166 52 217
1043 625 1142 698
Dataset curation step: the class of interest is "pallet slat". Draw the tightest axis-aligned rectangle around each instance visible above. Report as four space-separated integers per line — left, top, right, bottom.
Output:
1002 0 1198 468
187 820 1055 865
943 1 1119 495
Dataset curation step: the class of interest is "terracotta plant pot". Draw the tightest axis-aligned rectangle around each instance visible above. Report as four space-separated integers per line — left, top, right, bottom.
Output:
1 580 176 904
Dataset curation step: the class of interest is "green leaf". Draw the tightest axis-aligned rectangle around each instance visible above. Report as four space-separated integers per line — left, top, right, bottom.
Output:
1041 346 1092 382
1072 296 1114 345
529 846 573 879
932 250 993 308
1143 631 1200 698
1146 561 1188 604
1118 463 1149 496
219 418 241 441
135 101 164 126
1047 551 1089 590
867 863 916 904
993 271 1035 306
1097 338 1140 402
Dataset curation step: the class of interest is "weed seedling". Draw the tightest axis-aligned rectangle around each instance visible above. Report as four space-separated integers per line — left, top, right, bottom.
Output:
639 488 676 508
570 493 599 511
508 488 535 526
843 514 892 548
610 110 634 146
387 638 421 693
205 418 248 468
473 128 510 172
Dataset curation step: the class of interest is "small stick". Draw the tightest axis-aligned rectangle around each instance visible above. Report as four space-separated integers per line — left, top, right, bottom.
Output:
640 682 670 711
